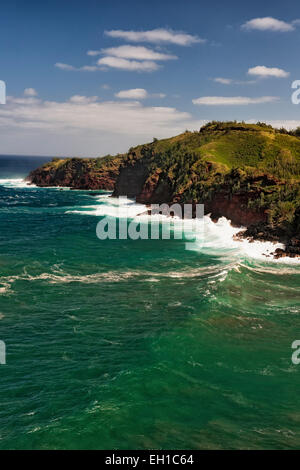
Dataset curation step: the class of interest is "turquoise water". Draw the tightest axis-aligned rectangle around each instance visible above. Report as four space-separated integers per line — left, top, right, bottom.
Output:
0 156 299 450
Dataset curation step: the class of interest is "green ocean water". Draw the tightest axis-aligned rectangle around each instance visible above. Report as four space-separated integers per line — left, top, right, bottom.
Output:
0 156 299 450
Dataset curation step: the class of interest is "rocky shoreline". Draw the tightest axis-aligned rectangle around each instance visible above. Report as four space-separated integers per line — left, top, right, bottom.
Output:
136 205 300 259
27 167 300 259
27 122 300 260
235 223 300 259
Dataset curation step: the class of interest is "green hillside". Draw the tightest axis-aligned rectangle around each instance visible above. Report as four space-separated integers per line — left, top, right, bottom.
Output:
130 121 300 178
113 122 300 251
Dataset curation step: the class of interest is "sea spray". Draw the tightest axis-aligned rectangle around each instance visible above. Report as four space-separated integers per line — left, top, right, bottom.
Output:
68 194 298 264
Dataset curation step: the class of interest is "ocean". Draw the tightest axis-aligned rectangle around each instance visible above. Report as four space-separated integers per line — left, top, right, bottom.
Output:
0 155 299 450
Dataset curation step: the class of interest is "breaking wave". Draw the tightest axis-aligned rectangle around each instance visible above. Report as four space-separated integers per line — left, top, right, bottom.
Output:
66 194 299 265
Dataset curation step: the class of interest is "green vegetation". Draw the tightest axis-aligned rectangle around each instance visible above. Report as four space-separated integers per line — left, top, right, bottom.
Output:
41 154 122 173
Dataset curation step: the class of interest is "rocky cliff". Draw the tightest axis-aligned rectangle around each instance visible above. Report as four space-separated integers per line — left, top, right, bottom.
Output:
28 154 123 190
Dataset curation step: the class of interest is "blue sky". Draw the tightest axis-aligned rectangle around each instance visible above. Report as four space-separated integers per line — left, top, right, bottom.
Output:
1 0 300 156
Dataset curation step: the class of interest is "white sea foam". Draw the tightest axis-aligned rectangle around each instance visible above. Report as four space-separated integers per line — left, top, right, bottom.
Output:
0 262 240 295
66 195 299 264
0 178 36 188
189 215 298 264
67 196 147 218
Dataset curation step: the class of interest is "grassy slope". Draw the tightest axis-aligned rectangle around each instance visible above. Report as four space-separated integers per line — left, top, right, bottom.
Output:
147 122 300 176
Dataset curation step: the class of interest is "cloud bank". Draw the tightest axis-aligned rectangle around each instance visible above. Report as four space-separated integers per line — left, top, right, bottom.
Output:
0 93 204 156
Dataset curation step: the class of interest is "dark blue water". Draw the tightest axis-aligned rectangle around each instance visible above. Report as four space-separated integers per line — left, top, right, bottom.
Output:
0 155 51 179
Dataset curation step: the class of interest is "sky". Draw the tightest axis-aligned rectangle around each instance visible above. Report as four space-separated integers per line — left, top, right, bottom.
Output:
1 0 300 156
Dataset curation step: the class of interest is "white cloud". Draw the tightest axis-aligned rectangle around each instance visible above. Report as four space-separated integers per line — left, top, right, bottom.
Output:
101 45 177 61
115 88 149 99
80 65 99 72
115 89 166 99
153 93 166 98
246 119 300 130
24 88 38 96
69 95 99 103
87 50 101 56
58 33 183 75
6 96 41 105
55 62 98 72
105 28 204 46
97 56 159 71
213 78 233 85
55 62 76 71
192 96 279 105
0 94 204 156
241 17 294 32
262 120 300 130
213 77 256 85
248 65 289 78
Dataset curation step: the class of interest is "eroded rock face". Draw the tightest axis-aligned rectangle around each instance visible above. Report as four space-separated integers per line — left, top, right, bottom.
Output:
28 156 123 190
136 171 174 204
114 164 267 226
112 160 149 198
202 192 267 227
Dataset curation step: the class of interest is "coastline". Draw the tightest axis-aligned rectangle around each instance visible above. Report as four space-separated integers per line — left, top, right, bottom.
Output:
24 176 300 261
138 204 299 262
26 122 300 261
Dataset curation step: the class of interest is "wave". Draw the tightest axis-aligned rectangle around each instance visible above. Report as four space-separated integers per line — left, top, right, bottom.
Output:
190 216 299 265
0 178 37 188
1 258 299 296
0 262 240 295
66 196 147 218
66 195 300 265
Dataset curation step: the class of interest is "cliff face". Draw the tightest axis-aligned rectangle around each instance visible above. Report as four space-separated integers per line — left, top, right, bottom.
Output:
114 160 268 225
112 160 149 198
201 192 267 227
28 155 123 190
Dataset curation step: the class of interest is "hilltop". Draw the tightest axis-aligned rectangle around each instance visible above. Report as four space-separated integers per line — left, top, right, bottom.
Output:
28 121 300 257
